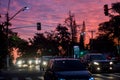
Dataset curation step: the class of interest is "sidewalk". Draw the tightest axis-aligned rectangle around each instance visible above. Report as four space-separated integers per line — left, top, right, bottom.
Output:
0 66 15 73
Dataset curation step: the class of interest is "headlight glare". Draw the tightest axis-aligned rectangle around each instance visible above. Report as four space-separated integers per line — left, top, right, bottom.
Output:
43 61 47 66
89 77 94 80
97 67 100 71
110 62 113 65
58 78 65 80
28 60 32 64
17 60 22 65
93 62 99 65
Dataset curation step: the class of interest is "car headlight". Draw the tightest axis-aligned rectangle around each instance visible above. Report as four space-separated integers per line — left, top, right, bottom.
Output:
17 60 22 65
109 62 113 65
96 67 101 71
89 77 94 80
28 60 32 64
58 78 65 80
35 59 41 64
42 61 47 66
93 62 99 65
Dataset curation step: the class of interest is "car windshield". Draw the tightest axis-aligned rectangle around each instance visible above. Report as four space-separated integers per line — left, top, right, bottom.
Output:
42 56 53 61
90 55 106 60
52 60 86 71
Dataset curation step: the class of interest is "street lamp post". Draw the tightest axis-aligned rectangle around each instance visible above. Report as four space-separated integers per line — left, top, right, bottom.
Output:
9 7 28 21
5 6 28 69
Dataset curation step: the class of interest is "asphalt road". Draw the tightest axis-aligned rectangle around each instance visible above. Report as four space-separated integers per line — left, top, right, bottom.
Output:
0 69 44 80
0 62 120 80
93 73 120 80
0 68 120 80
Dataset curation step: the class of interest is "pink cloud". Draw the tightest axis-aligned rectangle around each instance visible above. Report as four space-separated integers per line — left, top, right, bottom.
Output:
0 0 119 41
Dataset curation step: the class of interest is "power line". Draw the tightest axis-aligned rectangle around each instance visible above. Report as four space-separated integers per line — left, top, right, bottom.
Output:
10 25 35 30
13 18 35 24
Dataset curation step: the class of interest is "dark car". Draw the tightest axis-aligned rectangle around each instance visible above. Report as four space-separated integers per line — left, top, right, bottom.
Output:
82 53 114 73
40 56 63 71
113 61 120 73
44 58 94 80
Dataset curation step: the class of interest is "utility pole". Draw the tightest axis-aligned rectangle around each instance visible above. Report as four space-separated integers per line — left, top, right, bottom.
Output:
5 0 11 69
69 11 74 42
79 21 86 50
88 30 95 51
4 0 28 69
88 30 95 39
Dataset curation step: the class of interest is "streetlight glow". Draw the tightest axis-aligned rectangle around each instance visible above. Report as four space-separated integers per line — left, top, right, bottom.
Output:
9 6 28 21
23 6 29 11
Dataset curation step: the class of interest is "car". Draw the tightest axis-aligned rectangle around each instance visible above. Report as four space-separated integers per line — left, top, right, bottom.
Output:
40 56 62 71
15 58 41 68
81 53 114 73
44 58 94 80
113 61 120 73
15 58 29 68
40 56 54 70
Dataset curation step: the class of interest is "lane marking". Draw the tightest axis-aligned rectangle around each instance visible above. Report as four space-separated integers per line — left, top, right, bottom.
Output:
93 74 114 80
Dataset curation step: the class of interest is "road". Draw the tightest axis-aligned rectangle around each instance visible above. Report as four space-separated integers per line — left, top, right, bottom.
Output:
0 69 44 80
93 73 120 80
0 69 120 80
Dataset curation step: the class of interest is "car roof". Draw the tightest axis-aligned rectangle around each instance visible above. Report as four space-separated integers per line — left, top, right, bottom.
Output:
87 53 103 55
50 58 80 62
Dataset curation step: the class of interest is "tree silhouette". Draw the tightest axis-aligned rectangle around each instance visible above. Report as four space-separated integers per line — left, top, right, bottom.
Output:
98 2 120 55
0 23 29 68
29 33 59 56
112 2 120 14
0 24 8 68
55 24 71 56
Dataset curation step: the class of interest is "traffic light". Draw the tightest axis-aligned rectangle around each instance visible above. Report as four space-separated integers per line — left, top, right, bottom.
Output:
104 4 109 16
37 22 41 30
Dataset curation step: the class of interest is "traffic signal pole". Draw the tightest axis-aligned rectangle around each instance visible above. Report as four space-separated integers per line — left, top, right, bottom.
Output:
103 4 120 55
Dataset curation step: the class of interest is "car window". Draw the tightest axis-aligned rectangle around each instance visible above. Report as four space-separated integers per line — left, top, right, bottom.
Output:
52 60 86 71
42 56 53 61
90 55 106 60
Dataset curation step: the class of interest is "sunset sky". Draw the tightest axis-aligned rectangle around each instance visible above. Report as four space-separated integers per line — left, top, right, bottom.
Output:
0 0 119 42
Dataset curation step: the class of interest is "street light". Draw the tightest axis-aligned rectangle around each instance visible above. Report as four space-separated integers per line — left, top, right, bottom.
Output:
5 6 28 69
5 6 28 39
9 7 28 21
